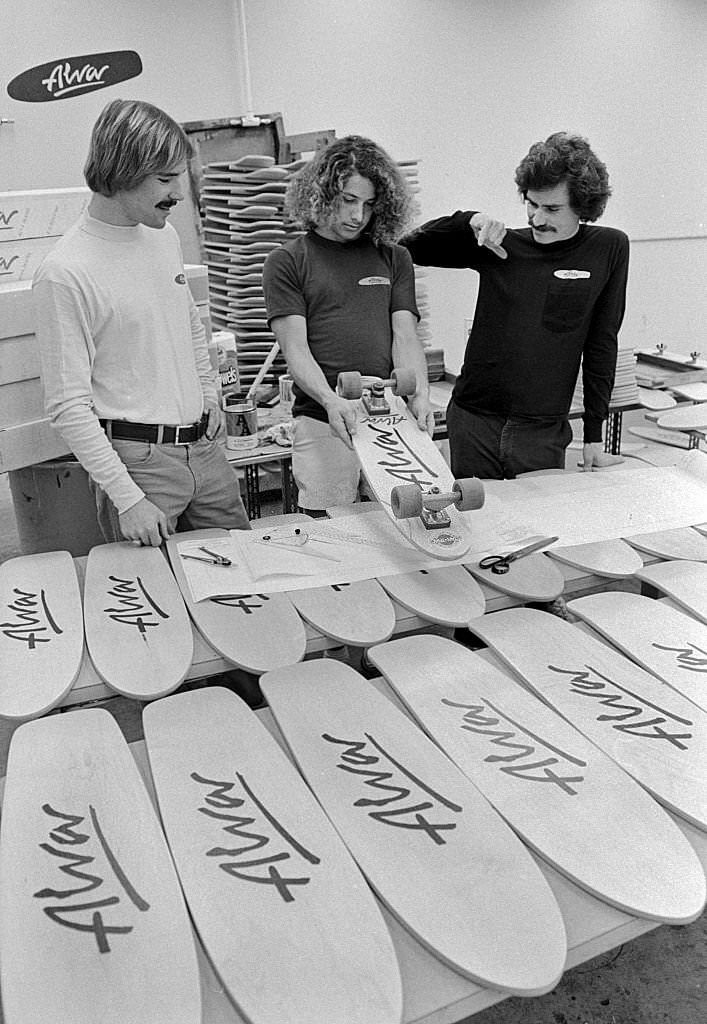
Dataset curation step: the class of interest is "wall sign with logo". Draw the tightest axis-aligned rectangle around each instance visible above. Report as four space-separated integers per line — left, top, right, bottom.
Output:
7 51 143 103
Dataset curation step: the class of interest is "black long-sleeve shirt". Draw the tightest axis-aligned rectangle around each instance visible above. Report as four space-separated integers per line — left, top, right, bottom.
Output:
400 212 629 442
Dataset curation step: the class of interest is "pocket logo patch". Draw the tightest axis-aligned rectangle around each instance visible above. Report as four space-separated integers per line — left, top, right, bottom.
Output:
358 276 391 286
554 269 591 279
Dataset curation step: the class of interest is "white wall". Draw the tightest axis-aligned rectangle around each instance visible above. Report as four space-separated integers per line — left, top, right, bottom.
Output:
3 0 705 369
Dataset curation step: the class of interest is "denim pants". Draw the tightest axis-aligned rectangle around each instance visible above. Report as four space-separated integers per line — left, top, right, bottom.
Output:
446 400 572 480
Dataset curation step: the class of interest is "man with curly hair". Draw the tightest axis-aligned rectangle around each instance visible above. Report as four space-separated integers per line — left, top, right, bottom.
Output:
263 135 433 514
401 132 629 479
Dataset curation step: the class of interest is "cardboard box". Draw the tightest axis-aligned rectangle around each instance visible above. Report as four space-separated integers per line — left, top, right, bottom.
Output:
0 187 89 241
0 236 58 283
0 280 35 337
0 333 40 386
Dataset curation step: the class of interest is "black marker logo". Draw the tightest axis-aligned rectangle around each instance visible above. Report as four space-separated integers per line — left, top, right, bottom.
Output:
8 51 142 103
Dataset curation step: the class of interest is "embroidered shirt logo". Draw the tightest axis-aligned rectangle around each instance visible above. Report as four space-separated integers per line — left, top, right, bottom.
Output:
174 273 186 285
554 269 591 280
358 276 391 286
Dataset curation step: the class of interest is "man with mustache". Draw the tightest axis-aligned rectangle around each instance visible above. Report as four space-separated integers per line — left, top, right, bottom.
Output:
33 98 249 546
401 132 629 479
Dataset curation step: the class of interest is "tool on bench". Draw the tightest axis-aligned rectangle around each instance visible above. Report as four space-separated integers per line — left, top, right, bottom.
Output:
479 535 559 575
180 545 232 566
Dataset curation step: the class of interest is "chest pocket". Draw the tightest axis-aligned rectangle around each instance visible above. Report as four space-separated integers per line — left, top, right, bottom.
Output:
542 278 592 333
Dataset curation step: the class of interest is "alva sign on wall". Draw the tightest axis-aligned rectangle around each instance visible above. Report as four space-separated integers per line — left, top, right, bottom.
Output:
7 51 142 102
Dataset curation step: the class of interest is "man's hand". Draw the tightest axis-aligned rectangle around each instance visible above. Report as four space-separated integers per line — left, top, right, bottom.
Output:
204 399 225 440
408 392 436 436
469 213 507 259
323 394 359 449
580 442 624 471
119 497 172 546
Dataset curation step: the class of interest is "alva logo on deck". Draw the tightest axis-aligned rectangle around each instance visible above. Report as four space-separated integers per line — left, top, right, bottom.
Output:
7 51 142 103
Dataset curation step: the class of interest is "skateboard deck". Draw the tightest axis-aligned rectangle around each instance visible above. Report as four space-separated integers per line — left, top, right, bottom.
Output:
636 559 707 624
670 382 707 403
0 550 84 720
628 424 693 449
0 709 201 1024
286 578 396 645
568 591 707 712
624 527 707 562
470 607 707 831
167 529 307 674
350 388 480 561
83 542 193 700
368 634 706 923
637 387 677 411
636 348 707 371
465 552 565 602
546 538 644 578
656 402 707 432
377 565 486 626
260 660 567 996
142 687 402 1024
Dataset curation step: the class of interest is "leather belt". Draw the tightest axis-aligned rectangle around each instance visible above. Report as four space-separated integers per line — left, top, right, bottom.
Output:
100 413 208 445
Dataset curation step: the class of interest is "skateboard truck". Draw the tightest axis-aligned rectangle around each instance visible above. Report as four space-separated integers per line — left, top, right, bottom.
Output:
391 479 485 530
337 368 417 416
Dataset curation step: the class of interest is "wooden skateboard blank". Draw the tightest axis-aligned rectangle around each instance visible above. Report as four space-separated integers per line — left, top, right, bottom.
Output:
0 550 84 720
368 634 706 924
377 564 486 626
624 528 707 562
636 559 707 625
167 529 307 674
465 552 565 602
0 709 201 1024
471 607 707 832
261 660 567 996
568 591 707 712
83 543 193 700
657 402 707 431
286 578 396 645
546 538 644 579
142 687 402 1024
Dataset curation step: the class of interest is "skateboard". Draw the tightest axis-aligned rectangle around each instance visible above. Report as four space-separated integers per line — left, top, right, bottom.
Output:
83 542 193 700
636 559 707 625
338 370 485 561
637 387 677 411
367 634 706 924
670 382 707 403
628 424 694 449
656 402 707 432
0 550 84 720
0 709 201 1024
260 660 567 996
142 687 402 1024
286 578 396 646
465 551 565 602
166 529 307 674
624 527 707 562
377 565 486 626
546 538 644 579
470 607 707 831
568 591 707 712
636 347 707 371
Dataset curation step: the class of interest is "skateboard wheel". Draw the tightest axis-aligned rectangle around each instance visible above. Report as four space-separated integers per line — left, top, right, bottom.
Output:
338 371 363 399
391 483 423 519
390 367 417 397
453 477 485 511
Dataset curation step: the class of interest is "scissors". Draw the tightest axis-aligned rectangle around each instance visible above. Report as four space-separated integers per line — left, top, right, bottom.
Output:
180 545 232 567
257 529 341 563
479 535 558 575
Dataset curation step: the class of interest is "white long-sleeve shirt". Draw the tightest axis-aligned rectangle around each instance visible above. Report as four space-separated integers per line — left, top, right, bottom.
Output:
33 212 216 513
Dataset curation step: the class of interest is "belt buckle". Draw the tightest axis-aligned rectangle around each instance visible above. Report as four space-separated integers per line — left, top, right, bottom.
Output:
173 423 191 445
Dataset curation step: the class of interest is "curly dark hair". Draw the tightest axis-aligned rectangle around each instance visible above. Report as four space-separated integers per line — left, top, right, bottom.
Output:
284 135 415 244
514 132 611 222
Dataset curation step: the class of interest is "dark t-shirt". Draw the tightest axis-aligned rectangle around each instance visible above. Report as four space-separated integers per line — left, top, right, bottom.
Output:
263 230 419 421
401 212 629 442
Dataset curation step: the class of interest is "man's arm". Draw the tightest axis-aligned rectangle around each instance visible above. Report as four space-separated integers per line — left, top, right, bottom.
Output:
391 310 434 434
580 232 630 470
400 210 506 265
269 314 358 448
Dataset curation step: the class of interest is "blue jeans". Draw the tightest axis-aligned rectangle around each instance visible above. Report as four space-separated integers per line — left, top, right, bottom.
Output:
446 401 572 480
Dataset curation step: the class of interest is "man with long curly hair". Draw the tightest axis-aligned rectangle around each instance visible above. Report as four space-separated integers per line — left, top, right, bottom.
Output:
263 135 433 514
401 132 629 479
